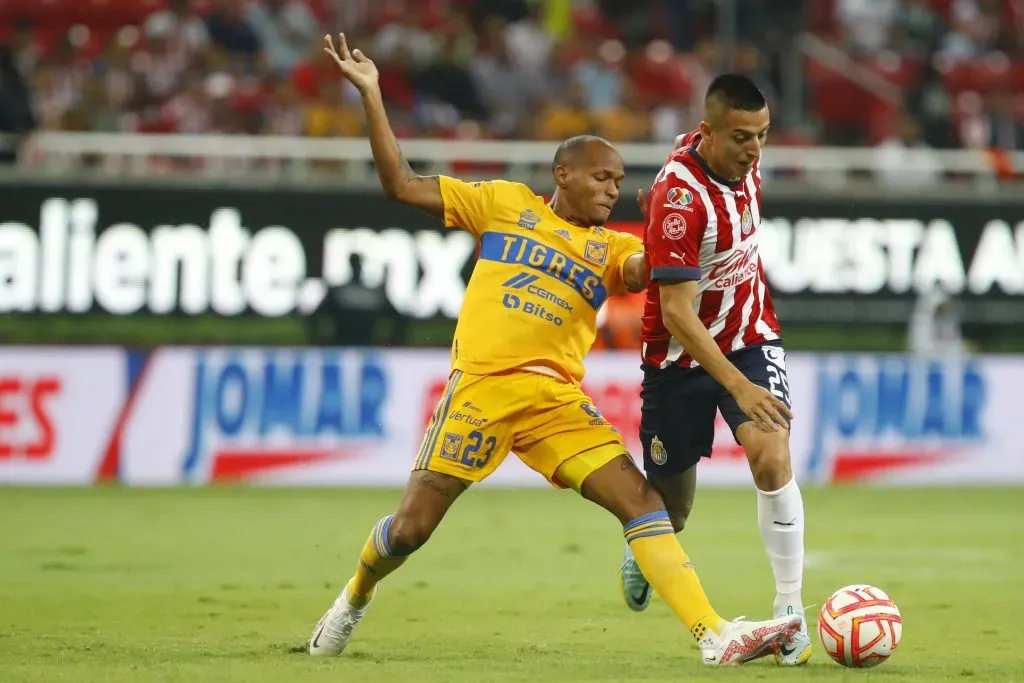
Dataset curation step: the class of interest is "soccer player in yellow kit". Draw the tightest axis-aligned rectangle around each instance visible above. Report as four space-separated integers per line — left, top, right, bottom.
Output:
310 34 800 666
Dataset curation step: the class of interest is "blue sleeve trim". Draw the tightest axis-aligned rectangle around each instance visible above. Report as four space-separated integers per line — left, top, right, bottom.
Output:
651 266 702 281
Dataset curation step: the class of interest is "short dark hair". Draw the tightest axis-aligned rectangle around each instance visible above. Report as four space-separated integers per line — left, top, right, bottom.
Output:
552 134 607 172
705 74 767 112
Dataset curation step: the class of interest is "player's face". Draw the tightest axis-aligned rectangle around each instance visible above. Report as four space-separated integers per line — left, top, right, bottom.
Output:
705 107 770 180
567 143 625 226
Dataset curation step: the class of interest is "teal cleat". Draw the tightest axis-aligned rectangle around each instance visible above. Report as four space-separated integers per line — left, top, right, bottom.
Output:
618 544 652 612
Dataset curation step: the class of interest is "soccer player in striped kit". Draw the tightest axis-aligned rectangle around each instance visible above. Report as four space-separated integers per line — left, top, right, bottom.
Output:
619 74 811 666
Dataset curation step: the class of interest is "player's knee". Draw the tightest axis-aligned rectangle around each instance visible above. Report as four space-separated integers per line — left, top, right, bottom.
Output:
651 469 696 533
666 498 693 533
747 439 792 491
387 513 436 555
628 482 667 521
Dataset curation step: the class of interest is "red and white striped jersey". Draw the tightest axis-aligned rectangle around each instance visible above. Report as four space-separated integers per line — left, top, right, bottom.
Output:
640 131 781 369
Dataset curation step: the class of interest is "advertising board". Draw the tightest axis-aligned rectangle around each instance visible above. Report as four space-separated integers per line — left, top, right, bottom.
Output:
3 347 1017 487
0 348 124 484
2 185 1021 332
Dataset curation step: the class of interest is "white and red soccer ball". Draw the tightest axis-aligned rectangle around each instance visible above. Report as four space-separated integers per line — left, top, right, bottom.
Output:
818 584 903 668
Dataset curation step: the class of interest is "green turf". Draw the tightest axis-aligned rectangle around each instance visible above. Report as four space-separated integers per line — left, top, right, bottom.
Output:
0 486 1021 682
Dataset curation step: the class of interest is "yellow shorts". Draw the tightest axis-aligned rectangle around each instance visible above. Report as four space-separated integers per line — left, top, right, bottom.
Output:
413 369 627 490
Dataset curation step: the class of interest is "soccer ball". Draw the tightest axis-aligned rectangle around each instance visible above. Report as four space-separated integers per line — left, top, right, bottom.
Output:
818 584 902 668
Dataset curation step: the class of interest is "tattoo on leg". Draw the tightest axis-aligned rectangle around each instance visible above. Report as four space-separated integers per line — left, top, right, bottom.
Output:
419 477 454 500
414 471 466 500
618 455 654 497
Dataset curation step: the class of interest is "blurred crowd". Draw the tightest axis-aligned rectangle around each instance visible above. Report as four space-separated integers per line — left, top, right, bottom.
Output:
0 0 1022 154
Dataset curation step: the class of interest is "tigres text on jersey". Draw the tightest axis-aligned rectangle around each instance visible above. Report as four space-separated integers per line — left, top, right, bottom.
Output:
439 176 643 382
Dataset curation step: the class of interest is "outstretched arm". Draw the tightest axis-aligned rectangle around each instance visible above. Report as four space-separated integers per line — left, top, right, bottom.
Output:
324 33 443 217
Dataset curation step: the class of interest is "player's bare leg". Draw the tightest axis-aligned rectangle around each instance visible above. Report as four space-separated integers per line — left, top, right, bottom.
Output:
619 467 696 611
576 454 800 665
649 468 698 533
309 470 468 656
736 423 811 665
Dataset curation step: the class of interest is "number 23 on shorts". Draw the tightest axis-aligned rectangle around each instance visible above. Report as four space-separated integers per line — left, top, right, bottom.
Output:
762 346 790 404
438 429 499 469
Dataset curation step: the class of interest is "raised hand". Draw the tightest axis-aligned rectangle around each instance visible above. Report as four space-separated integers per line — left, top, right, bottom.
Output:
323 33 379 93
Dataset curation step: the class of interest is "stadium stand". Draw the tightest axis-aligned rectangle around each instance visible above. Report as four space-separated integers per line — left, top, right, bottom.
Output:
0 0 1021 153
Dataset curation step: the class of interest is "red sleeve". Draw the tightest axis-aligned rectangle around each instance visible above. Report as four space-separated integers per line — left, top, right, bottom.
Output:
645 178 706 282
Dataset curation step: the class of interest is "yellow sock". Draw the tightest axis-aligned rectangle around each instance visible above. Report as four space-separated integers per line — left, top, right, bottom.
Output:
346 515 409 609
624 511 725 641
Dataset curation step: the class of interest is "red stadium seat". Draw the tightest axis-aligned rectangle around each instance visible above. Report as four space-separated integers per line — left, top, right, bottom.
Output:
190 0 216 15
26 0 63 19
371 9 402 31
806 49 931 144
76 24 115 59
89 0 167 25
866 97 901 144
805 61 863 126
305 0 332 24
0 0 15 24
807 0 839 36
1008 62 1024 91
942 58 1024 94
866 54 920 88
32 24 68 57
627 43 691 104
862 55 919 143
927 0 955 19
572 5 619 40
232 79 269 113
0 0 166 31
1011 94 1024 122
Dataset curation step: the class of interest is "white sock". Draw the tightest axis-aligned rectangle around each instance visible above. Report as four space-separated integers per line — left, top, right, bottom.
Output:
757 477 805 614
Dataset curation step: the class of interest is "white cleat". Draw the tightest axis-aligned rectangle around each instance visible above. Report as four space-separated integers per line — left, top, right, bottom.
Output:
774 607 812 665
699 614 802 666
618 545 651 612
308 585 374 657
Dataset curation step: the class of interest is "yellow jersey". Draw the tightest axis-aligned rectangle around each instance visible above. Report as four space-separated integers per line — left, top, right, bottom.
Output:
439 176 643 382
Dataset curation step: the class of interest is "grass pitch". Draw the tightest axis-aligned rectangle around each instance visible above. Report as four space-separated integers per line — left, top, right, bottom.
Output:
0 486 1021 682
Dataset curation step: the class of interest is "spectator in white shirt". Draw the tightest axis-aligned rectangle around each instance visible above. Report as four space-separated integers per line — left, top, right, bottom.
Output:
838 0 899 54
505 2 551 81
134 13 189 104
372 7 438 69
471 19 536 136
143 0 209 68
940 0 1001 62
